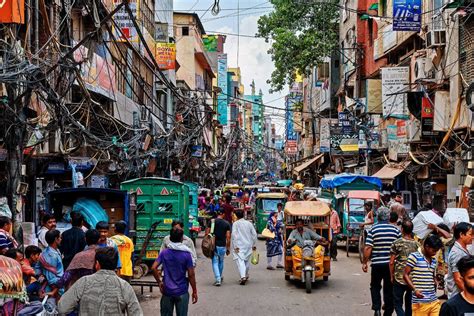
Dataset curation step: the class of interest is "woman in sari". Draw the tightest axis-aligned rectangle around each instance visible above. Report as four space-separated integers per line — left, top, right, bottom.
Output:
266 211 284 270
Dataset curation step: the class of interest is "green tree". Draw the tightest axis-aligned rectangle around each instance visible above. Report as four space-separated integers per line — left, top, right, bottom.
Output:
257 0 339 92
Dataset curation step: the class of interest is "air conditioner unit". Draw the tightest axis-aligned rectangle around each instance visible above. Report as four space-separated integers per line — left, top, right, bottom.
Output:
426 30 446 48
414 57 434 81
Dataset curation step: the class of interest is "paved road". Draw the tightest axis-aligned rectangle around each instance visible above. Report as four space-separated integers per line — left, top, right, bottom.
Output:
138 238 372 316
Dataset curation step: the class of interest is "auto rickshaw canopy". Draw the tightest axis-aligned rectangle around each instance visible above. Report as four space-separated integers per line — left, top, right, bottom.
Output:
257 192 287 199
346 190 381 201
284 201 331 217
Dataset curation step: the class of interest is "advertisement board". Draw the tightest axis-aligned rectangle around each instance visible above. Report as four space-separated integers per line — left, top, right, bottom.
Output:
393 0 422 32
113 0 139 42
381 67 410 118
217 54 228 125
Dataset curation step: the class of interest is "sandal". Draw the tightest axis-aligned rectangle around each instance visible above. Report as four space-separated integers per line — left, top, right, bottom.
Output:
239 278 247 285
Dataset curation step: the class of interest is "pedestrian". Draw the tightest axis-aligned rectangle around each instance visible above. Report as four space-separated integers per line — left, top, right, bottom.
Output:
37 214 57 250
111 220 134 282
24 245 43 298
330 207 341 261
276 202 284 222
60 212 86 270
151 227 198 316
403 234 444 316
95 221 122 269
231 210 257 285
249 188 257 208
360 202 375 232
38 229 64 301
425 222 452 297
58 247 143 316
446 222 473 299
390 211 399 226
266 211 283 270
56 229 100 290
205 210 230 286
390 220 419 316
440 255 474 315
0 216 18 254
362 206 401 316
222 195 235 224
161 220 197 266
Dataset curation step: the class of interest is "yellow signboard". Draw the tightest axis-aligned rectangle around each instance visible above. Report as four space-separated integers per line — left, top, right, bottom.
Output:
155 43 176 70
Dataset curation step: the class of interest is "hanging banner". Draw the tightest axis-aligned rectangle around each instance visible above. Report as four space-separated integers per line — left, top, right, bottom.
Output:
381 67 410 118
338 112 354 134
217 54 228 125
393 0 422 32
366 79 382 113
286 96 301 141
320 119 332 153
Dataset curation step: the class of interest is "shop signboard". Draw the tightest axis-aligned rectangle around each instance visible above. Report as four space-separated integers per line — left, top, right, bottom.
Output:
217 54 228 125
381 67 410 118
393 0 422 32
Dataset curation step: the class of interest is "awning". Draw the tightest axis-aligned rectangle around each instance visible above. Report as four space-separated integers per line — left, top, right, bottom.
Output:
292 153 324 174
372 161 411 182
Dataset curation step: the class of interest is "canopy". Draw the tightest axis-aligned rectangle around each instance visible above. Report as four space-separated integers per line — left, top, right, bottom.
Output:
320 173 382 190
257 193 287 199
347 190 381 200
372 162 411 182
276 179 293 187
292 154 324 174
284 201 331 216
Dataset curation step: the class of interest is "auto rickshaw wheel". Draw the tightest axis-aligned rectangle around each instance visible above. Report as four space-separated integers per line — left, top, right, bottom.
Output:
304 271 312 293
140 263 149 276
133 265 144 279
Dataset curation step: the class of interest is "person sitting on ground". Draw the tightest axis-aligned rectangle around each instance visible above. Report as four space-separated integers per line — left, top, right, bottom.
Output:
58 247 143 316
440 255 474 315
160 220 197 266
111 221 134 282
0 216 18 254
37 214 56 250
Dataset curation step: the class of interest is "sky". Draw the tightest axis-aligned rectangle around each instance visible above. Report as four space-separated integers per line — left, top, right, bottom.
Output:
174 0 288 136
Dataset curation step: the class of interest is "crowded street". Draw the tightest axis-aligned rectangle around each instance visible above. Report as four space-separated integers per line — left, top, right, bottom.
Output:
1 0 474 315
139 238 372 315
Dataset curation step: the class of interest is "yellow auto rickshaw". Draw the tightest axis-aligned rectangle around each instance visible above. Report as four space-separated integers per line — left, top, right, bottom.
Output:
284 200 332 293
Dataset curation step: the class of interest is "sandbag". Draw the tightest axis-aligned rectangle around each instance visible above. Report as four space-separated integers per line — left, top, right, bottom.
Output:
443 208 469 230
72 198 109 228
413 210 443 239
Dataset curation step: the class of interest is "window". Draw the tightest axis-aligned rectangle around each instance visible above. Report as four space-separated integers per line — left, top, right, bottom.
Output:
182 26 189 36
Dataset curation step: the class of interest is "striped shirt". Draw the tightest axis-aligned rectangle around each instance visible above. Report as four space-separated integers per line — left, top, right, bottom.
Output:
366 223 401 265
0 231 13 252
406 251 438 303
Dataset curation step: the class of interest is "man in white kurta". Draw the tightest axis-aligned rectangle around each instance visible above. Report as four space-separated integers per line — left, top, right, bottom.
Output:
231 210 257 285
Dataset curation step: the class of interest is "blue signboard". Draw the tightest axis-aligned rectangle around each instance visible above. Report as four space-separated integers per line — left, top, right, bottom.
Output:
217 54 228 125
393 0 422 32
285 96 300 141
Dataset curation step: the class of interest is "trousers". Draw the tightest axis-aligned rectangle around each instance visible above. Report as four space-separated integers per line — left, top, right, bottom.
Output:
393 282 412 316
212 246 226 282
160 292 190 316
370 263 394 315
235 257 250 279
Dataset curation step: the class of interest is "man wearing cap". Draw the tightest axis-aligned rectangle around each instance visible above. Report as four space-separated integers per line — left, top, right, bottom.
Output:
362 207 402 316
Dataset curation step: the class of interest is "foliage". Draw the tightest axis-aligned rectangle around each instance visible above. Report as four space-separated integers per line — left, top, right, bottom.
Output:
257 0 339 92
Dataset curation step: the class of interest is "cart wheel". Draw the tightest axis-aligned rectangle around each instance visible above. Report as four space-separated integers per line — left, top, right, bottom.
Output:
133 265 144 279
305 270 312 293
358 233 365 264
346 235 350 257
140 263 149 276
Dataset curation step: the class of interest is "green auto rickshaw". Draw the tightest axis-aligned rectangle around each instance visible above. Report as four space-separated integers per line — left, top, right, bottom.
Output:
255 192 287 235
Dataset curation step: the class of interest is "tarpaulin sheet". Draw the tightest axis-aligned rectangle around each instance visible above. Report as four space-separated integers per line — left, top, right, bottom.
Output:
320 174 382 190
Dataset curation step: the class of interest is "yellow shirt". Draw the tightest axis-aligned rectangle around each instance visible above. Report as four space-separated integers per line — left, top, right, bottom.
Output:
111 234 134 277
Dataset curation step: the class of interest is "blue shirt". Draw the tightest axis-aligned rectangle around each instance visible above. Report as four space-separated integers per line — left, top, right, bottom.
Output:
40 246 64 291
156 248 193 297
366 223 401 265
406 251 438 303
97 238 122 269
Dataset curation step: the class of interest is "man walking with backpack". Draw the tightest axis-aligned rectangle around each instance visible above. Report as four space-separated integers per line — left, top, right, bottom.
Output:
204 210 231 286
